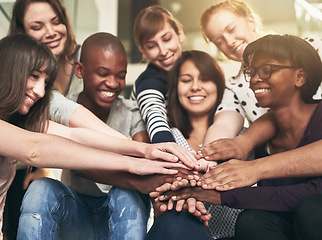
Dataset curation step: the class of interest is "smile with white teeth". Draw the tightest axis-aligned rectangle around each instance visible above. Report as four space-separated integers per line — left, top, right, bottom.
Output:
99 91 115 98
235 43 243 53
46 40 60 48
26 95 36 103
161 55 174 65
254 89 269 94
189 96 205 101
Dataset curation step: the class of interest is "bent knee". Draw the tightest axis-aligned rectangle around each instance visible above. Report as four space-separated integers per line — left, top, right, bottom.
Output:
21 178 69 211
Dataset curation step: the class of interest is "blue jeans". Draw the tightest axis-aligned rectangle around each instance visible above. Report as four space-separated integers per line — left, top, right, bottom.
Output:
17 178 150 240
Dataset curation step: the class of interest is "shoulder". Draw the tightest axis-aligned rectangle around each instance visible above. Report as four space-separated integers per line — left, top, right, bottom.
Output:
311 100 322 121
115 96 139 111
50 90 79 107
66 92 80 102
139 63 161 77
299 101 322 146
135 63 166 88
49 90 80 126
226 66 247 87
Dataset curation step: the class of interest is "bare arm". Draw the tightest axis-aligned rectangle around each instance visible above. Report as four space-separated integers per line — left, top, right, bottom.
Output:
203 110 244 146
76 170 178 194
254 140 322 179
47 120 199 169
0 120 184 175
200 139 322 191
234 112 277 154
200 112 277 161
156 186 222 206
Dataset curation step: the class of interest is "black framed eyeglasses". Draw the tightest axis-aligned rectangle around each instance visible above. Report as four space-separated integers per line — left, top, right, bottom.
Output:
243 64 299 82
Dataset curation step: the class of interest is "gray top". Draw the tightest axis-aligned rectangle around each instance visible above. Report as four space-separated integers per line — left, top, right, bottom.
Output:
61 93 146 197
49 90 80 126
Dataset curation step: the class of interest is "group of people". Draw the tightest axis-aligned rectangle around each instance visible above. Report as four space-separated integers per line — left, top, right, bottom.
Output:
0 0 322 240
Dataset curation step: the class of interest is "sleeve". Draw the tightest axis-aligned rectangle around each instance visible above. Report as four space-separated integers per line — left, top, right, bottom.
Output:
49 90 80 126
221 177 322 212
215 87 245 119
128 101 147 138
135 68 175 143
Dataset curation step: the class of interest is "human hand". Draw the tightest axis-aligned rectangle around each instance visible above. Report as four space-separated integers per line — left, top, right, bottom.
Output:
150 178 193 199
197 158 218 172
151 197 211 227
23 168 52 190
157 186 221 206
198 135 251 161
150 169 200 199
177 198 211 227
151 198 168 218
136 168 194 194
186 199 211 227
157 197 211 227
135 174 179 194
199 159 259 191
144 142 200 169
128 157 189 175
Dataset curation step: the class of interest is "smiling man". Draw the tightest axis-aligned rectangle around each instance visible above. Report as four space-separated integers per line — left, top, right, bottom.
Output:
62 32 151 239
70 32 149 143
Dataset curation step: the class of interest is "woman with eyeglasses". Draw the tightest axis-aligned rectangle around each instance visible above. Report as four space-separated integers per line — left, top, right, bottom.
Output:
198 0 322 156
151 34 322 240
197 0 271 148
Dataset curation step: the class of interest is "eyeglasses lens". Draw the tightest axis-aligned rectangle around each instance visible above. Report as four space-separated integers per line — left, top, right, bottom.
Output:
258 65 271 80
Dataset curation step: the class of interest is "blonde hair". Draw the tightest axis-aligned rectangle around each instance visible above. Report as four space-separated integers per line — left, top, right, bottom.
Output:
200 0 263 43
133 5 182 49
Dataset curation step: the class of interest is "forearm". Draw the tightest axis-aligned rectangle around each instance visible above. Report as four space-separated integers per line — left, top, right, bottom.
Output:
160 187 222 205
203 110 244 145
75 170 141 191
137 89 175 143
240 112 277 151
75 170 171 194
48 120 149 157
255 140 322 179
5 128 131 171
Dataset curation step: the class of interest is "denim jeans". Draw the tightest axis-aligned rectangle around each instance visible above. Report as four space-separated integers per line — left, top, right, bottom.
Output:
17 178 150 240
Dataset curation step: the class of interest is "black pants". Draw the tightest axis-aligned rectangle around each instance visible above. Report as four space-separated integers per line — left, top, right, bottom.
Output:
235 194 322 240
145 210 213 240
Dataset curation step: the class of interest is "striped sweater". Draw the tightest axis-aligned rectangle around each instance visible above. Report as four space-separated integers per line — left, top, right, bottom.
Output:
131 63 175 143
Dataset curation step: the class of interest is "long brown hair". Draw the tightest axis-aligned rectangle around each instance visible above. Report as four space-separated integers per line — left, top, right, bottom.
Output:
0 34 57 132
168 50 225 138
8 0 77 63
